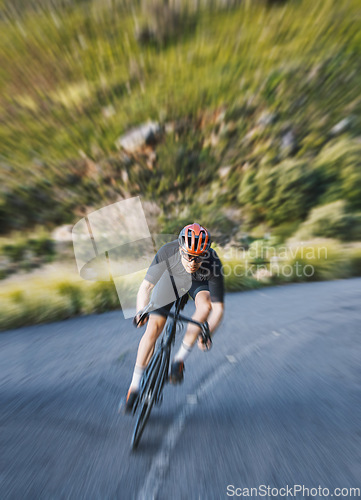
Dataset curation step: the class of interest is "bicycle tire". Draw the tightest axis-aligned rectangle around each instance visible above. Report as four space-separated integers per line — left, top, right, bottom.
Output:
153 348 170 405
132 348 161 415
131 350 163 449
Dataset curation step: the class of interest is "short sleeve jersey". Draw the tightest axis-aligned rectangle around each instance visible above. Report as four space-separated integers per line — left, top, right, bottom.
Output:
145 240 224 303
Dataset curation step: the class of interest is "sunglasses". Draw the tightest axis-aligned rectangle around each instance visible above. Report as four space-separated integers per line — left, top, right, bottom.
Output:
181 250 203 263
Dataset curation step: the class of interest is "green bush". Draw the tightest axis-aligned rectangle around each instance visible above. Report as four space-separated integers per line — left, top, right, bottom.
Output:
0 290 74 331
223 260 262 292
89 281 120 314
2 242 27 262
272 221 300 243
137 1 194 47
285 241 352 282
347 246 361 277
315 139 361 211
294 201 361 242
2 0 361 243
239 160 322 226
58 282 84 315
28 236 55 258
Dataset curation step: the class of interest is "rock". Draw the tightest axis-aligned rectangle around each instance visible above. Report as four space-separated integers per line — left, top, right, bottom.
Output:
330 117 351 136
52 225 73 243
146 151 157 169
102 105 116 119
220 121 237 138
165 122 175 134
204 131 219 148
121 169 129 184
281 130 296 155
244 126 262 142
257 111 276 127
116 121 161 153
254 267 272 282
219 166 231 179
215 109 226 124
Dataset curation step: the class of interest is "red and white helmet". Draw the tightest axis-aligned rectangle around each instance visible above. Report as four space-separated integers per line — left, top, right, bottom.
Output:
178 223 211 256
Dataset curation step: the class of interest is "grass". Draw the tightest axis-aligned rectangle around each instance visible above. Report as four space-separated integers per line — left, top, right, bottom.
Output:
1 0 361 327
1 0 361 233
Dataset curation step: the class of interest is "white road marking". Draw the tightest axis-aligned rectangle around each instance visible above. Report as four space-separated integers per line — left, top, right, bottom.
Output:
186 394 198 405
137 333 280 500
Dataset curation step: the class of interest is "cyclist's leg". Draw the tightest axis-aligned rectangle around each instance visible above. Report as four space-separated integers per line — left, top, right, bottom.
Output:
176 283 211 353
170 286 211 383
128 303 172 394
135 313 167 369
182 289 212 347
122 313 168 413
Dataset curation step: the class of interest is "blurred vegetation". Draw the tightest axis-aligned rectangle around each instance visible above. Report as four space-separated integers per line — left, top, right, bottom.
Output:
0 0 361 241
2 240 361 330
294 201 361 242
1 0 361 328
0 228 55 278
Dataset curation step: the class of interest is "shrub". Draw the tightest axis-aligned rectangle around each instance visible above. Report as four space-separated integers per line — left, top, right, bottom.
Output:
28 235 55 259
223 260 262 292
2 241 27 262
239 160 322 226
58 282 84 315
0 289 74 331
137 1 193 47
294 201 361 242
89 281 120 314
285 240 352 282
347 246 361 277
271 221 300 243
315 139 361 211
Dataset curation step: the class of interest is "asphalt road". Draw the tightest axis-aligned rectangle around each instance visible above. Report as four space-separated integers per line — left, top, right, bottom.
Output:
1 279 361 499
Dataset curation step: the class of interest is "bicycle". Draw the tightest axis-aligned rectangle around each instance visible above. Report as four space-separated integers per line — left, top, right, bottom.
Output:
130 295 212 450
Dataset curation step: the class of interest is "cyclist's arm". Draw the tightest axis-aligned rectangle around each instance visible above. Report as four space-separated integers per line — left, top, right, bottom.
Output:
208 302 224 337
207 251 224 337
135 279 154 326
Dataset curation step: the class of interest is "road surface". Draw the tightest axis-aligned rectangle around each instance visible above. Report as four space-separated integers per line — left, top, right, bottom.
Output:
1 279 361 499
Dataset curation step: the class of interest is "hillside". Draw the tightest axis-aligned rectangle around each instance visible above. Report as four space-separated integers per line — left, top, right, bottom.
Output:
1 0 361 241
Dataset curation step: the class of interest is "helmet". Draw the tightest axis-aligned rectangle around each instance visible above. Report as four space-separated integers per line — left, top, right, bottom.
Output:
178 223 211 256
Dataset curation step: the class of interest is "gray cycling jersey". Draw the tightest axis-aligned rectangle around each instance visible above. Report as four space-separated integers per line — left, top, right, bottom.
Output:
145 240 224 303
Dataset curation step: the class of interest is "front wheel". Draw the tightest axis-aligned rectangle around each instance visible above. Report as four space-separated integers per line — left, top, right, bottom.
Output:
131 350 163 450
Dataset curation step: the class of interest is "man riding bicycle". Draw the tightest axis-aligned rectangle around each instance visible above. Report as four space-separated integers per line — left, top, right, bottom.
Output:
122 222 224 413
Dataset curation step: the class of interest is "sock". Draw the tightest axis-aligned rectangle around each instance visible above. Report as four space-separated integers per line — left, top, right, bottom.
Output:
174 341 193 363
130 365 144 391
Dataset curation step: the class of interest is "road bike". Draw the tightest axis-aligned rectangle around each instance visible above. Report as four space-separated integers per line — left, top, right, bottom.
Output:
130 296 211 450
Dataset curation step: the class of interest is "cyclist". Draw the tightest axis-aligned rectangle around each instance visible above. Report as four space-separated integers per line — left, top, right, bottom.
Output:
122 222 224 413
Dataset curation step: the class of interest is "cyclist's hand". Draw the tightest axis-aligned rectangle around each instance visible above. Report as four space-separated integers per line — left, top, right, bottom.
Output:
197 335 212 351
133 313 149 328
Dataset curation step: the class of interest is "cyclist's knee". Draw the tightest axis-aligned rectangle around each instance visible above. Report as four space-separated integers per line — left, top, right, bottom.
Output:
195 293 212 317
144 315 166 342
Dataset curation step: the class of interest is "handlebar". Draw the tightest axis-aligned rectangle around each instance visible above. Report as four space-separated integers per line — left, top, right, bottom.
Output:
133 302 212 350
132 302 154 328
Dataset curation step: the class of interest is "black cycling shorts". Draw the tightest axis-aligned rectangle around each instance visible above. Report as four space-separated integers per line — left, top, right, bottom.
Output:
150 280 210 317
